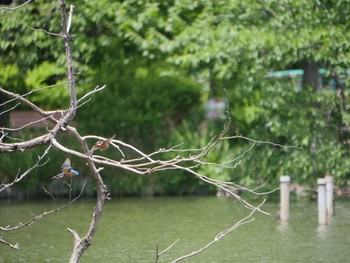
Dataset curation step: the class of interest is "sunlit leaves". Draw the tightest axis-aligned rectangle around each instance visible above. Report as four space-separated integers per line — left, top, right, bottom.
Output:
113 0 350 80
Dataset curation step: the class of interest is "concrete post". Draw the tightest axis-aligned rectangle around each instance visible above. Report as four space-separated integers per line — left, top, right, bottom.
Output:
325 174 334 217
317 178 327 225
279 176 290 222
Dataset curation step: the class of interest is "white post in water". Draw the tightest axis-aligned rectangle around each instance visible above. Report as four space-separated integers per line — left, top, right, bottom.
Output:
325 174 334 218
279 176 290 222
317 178 327 225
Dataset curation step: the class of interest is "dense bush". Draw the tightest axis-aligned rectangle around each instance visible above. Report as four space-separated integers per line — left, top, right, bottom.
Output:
77 64 203 149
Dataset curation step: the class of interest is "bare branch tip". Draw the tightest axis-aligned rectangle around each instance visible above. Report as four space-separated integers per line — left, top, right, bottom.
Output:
67 228 81 242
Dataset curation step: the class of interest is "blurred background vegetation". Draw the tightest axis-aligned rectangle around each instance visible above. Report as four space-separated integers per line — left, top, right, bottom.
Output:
1 0 350 198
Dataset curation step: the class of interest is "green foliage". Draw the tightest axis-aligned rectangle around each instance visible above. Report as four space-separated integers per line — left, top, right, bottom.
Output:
115 0 350 81
229 79 350 187
2 0 350 196
0 64 27 97
0 2 63 69
78 63 203 149
24 61 68 108
25 62 65 88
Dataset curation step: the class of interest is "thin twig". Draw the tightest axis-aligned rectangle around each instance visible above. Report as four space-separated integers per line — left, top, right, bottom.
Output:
0 81 69 107
0 132 7 142
170 199 266 262
42 187 57 208
221 135 302 150
0 145 52 193
67 4 75 34
0 88 57 118
78 85 106 104
0 0 31 13
154 234 180 263
0 237 19 249
24 24 62 37
1 113 57 131
0 103 20 116
0 180 87 232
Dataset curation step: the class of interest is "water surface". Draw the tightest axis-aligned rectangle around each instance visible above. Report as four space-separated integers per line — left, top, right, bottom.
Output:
0 197 349 262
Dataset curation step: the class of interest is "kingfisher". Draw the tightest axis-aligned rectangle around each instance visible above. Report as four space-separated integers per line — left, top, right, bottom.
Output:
90 135 115 154
52 158 79 179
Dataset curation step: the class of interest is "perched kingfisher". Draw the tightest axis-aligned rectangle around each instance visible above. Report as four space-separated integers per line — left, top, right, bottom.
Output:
52 158 79 179
90 135 115 154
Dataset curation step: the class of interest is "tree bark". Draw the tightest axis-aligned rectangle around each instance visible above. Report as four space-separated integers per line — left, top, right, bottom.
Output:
302 60 320 92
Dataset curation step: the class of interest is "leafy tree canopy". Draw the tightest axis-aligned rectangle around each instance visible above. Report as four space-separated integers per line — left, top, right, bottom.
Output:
1 0 350 191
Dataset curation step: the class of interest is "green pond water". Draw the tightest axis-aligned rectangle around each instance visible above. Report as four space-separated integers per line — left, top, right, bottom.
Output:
0 196 349 263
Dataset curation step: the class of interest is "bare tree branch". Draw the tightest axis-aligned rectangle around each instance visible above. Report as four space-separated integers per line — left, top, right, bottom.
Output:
0 88 61 118
23 23 63 37
77 85 106 104
0 132 7 142
0 237 19 249
0 145 52 193
0 86 73 152
170 199 266 263
60 1 77 115
67 4 75 34
0 0 32 13
67 228 81 243
0 181 87 250
154 234 180 263
0 103 20 116
0 0 79 154
1 113 58 132
64 126 108 263
0 81 69 107
0 1 276 262
221 135 302 150
0 181 86 232
71 131 272 216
